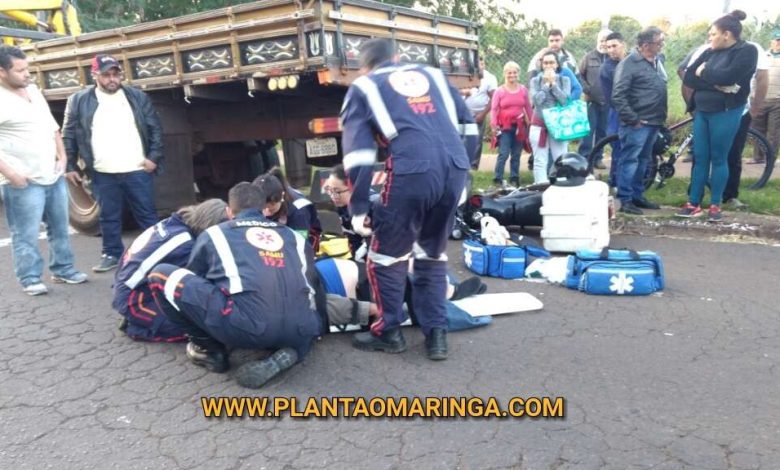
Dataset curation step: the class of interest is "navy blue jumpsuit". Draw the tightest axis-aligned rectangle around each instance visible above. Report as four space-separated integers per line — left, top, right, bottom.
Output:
340 61 478 336
112 214 192 342
148 209 322 358
279 188 322 249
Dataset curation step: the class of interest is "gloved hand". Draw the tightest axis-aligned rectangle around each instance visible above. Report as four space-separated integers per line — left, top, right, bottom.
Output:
351 214 373 237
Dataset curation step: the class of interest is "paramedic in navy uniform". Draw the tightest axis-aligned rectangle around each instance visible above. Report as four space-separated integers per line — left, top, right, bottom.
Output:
147 183 321 386
341 38 479 360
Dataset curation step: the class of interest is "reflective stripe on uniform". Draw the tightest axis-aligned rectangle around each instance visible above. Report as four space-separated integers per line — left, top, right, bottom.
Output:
373 63 417 75
367 249 412 267
343 148 377 170
413 242 448 262
292 198 313 209
460 123 479 136
291 229 316 307
424 66 458 131
164 268 194 311
205 226 243 294
353 75 399 140
125 232 192 289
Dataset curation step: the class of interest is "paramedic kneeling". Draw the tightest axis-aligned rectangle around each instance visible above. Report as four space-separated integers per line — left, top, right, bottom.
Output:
340 38 478 360
148 182 321 384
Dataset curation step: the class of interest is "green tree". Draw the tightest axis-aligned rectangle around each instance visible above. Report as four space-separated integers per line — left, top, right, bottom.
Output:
565 19 606 62
607 15 642 45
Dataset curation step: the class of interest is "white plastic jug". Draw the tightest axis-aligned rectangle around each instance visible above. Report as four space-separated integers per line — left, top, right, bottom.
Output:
540 179 610 253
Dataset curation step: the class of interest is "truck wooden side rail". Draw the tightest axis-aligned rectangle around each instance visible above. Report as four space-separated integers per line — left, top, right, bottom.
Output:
21 0 480 233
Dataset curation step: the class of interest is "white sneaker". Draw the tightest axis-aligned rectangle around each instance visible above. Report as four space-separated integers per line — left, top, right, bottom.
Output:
52 271 88 284
725 198 747 210
23 283 48 296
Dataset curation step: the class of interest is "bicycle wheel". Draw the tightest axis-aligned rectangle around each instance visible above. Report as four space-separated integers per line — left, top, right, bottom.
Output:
645 118 694 190
588 134 665 189
586 134 618 174
743 128 775 190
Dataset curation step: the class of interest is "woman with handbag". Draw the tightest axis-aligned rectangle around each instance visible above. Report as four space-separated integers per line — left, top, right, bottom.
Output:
529 50 573 184
490 61 533 187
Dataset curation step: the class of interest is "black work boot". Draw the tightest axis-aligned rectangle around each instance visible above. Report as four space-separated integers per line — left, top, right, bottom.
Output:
186 341 229 373
235 348 299 389
352 327 407 353
425 328 448 361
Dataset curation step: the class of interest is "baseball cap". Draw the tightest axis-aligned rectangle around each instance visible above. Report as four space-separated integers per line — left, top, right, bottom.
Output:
772 30 780 40
91 54 122 74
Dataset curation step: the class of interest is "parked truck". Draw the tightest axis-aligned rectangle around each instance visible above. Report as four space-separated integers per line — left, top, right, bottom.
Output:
20 0 480 234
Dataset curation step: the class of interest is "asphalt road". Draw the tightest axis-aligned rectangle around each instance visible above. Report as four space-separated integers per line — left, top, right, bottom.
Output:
1 218 778 469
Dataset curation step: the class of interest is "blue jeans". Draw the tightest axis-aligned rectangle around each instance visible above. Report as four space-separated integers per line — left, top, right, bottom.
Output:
606 108 622 187
690 107 743 206
92 170 158 258
493 125 521 182
617 124 659 204
2 177 79 286
578 101 609 161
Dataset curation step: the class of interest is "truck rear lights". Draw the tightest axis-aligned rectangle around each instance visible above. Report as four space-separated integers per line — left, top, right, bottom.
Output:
309 117 342 134
267 74 299 91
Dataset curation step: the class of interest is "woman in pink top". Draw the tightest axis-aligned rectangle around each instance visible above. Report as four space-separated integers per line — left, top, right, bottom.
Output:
491 61 533 187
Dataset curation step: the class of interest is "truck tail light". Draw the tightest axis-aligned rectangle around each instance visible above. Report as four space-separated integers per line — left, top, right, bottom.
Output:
309 117 342 134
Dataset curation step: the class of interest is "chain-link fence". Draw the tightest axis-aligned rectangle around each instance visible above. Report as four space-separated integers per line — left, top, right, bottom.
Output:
479 16 779 123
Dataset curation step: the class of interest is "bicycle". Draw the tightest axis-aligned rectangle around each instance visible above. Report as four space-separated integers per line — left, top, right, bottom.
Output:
586 116 777 191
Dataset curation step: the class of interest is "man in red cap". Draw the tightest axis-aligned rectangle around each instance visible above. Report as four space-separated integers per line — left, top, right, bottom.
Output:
63 54 164 272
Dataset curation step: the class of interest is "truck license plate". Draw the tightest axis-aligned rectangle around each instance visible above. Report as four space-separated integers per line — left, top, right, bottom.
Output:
306 138 338 158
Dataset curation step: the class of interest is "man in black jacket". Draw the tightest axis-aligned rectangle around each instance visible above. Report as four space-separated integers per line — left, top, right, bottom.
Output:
578 29 612 169
63 54 163 272
612 27 668 215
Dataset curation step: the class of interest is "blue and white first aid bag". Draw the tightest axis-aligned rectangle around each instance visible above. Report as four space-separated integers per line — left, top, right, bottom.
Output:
565 248 665 295
463 239 550 279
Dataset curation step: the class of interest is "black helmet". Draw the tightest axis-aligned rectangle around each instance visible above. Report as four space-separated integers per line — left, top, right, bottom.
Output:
549 152 588 187
653 127 672 156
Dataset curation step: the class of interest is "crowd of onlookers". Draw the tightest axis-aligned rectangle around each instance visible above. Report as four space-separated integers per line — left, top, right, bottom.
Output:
462 11 780 222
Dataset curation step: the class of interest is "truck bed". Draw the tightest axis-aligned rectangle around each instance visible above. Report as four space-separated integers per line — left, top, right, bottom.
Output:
22 0 480 101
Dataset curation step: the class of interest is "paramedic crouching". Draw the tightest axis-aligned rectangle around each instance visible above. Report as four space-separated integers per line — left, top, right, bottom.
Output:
148 183 321 386
340 38 478 360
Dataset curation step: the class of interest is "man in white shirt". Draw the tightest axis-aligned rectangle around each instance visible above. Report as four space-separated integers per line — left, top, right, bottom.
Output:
0 46 87 295
462 55 497 169
64 55 164 272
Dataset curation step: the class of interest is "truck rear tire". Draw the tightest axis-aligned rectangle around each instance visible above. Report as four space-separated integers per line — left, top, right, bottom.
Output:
66 179 101 236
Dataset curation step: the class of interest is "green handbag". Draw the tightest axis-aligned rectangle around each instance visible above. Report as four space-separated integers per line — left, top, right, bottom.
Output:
541 100 590 141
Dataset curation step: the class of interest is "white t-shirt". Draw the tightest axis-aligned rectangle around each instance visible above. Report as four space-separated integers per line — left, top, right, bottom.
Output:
91 87 145 173
465 69 498 115
0 84 60 185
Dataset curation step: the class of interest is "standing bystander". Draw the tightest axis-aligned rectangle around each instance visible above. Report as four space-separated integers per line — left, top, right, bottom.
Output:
0 45 87 296
528 51 573 184
600 32 628 188
462 55 498 169
679 31 769 210
491 61 533 187
578 29 612 169
63 54 164 273
528 29 579 77
611 27 668 215
750 31 780 166
678 11 758 221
